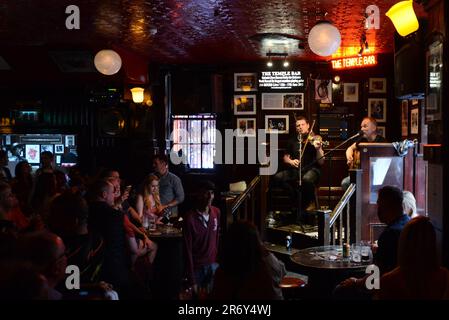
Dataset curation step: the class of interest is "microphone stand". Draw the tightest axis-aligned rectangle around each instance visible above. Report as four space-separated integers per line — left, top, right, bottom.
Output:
297 134 304 229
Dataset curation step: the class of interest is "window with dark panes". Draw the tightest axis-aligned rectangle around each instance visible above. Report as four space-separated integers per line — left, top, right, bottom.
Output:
172 114 216 169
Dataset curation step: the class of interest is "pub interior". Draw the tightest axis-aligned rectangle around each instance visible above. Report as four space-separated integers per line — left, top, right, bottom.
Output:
0 0 448 302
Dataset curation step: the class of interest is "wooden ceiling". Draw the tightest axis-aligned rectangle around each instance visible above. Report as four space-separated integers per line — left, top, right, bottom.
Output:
0 0 427 65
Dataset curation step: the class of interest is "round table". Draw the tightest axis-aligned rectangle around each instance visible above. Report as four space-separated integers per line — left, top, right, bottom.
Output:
290 245 373 298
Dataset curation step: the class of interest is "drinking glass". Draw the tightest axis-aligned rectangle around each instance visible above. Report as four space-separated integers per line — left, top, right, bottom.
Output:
351 245 362 263
360 241 372 262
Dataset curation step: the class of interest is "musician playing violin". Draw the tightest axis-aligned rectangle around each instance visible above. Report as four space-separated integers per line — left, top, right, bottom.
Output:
271 116 325 214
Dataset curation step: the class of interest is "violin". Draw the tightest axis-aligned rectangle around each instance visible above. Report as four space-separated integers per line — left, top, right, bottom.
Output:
307 135 329 147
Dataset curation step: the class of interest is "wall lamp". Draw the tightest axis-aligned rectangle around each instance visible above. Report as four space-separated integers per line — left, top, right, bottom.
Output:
386 0 419 37
266 52 289 67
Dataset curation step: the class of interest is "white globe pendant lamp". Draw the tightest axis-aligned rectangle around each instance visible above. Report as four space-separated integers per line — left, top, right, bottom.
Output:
94 49 122 75
308 21 341 57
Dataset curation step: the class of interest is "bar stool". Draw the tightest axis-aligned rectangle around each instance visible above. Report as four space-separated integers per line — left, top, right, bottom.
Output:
279 276 307 300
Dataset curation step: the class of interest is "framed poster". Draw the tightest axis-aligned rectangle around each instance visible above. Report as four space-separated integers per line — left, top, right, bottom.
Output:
265 115 289 134
401 100 408 137
343 83 359 102
40 144 54 154
65 135 75 147
25 144 40 163
233 95 256 115
234 73 258 92
368 98 387 122
55 144 64 154
315 79 332 103
426 34 443 124
377 126 386 138
369 78 387 93
261 93 304 110
236 118 256 137
410 107 419 135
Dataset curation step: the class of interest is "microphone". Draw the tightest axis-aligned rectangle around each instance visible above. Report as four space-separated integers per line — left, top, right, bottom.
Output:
348 130 364 140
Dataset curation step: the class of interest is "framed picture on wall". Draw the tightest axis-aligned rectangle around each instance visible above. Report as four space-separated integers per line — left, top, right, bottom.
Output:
25 145 40 164
410 107 419 134
261 93 304 110
369 78 387 93
377 126 386 138
265 115 289 134
233 95 256 115
40 144 54 154
234 73 258 92
55 144 64 154
343 83 359 102
368 98 387 122
236 118 256 137
401 100 408 137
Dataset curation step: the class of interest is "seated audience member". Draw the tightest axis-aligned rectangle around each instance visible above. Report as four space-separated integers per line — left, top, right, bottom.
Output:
375 216 449 300
10 160 34 216
0 149 12 181
334 185 410 299
0 261 50 300
107 177 157 265
136 174 168 222
15 231 68 300
47 192 105 284
30 172 59 221
35 151 56 176
183 180 220 295
88 180 130 292
210 221 282 300
403 190 418 218
0 181 19 237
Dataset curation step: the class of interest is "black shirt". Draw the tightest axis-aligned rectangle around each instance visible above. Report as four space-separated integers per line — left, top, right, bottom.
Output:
286 134 321 171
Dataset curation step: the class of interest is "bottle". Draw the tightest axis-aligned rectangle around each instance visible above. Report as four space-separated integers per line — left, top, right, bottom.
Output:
286 234 292 251
343 243 350 258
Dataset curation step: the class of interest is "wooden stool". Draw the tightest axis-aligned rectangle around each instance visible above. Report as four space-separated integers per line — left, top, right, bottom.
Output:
279 277 307 300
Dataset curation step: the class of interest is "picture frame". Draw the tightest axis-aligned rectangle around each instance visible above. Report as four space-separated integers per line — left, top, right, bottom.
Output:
369 78 387 93
343 83 359 102
368 98 387 122
410 107 419 135
55 144 64 154
40 144 54 154
401 100 408 137
25 144 40 164
261 93 304 110
233 95 256 115
236 118 256 137
265 115 289 134
377 126 386 138
65 135 75 147
234 73 258 92
315 79 332 103
425 34 443 123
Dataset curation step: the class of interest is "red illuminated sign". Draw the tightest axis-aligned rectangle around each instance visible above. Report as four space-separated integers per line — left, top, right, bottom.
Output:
331 54 377 70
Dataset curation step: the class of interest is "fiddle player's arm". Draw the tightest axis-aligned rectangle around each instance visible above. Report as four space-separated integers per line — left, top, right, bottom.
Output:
312 136 325 166
283 153 299 168
345 142 357 166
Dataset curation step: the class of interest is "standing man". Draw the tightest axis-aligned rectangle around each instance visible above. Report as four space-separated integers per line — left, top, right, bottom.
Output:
341 117 386 191
183 180 220 295
152 154 185 220
271 116 324 214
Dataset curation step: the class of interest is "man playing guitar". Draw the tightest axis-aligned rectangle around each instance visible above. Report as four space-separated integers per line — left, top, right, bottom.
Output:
341 117 386 190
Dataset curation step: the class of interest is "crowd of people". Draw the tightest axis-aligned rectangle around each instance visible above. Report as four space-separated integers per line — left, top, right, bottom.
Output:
0 141 448 300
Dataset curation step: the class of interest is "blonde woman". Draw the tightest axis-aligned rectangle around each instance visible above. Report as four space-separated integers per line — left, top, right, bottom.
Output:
403 191 418 218
136 175 168 223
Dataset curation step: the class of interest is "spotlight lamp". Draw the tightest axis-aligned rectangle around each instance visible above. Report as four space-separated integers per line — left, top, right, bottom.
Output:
283 60 290 67
267 60 273 67
386 0 419 37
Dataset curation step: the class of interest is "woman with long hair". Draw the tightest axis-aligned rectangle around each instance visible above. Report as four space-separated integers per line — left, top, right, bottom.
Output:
135 174 168 222
376 216 449 299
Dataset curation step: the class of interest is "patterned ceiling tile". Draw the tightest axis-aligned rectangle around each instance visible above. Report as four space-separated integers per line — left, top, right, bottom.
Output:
0 0 427 64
